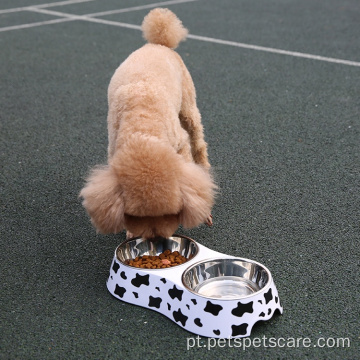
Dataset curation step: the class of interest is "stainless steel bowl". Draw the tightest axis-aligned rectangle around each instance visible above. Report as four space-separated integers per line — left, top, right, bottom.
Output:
182 258 271 299
116 235 199 267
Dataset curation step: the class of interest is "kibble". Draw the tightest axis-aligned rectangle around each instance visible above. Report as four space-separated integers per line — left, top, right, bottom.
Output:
125 250 187 268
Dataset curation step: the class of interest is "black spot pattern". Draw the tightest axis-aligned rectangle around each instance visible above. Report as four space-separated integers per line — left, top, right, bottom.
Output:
109 261 281 337
114 285 126 298
168 285 183 301
148 296 162 309
204 301 223 316
231 301 254 317
112 261 120 273
231 323 248 337
173 308 188 326
131 273 150 288
264 288 273 304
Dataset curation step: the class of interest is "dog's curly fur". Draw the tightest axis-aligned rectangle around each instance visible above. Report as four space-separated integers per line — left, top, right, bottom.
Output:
80 8 217 239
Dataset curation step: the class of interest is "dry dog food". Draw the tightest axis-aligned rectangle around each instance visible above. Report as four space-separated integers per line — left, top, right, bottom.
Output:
125 250 187 269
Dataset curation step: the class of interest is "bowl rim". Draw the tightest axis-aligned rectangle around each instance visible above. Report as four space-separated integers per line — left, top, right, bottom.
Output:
115 234 199 271
181 256 273 300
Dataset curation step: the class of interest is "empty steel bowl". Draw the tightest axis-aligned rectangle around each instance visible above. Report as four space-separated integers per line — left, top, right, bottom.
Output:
182 258 271 299
116 235 199 267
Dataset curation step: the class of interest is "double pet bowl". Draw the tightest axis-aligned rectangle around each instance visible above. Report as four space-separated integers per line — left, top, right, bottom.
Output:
107 235 283 338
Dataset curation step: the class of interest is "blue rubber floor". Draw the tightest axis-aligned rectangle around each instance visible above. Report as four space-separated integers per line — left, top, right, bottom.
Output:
1 0 359 359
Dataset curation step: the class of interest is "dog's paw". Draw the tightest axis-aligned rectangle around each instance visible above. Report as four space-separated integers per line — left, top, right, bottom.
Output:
126 230 135 239
204 214 213 227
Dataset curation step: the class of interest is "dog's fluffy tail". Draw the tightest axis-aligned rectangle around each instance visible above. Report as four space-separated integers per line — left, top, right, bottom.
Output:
142 8 188 49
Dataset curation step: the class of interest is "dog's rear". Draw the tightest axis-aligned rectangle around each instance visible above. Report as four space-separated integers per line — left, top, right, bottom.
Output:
80 8 216 238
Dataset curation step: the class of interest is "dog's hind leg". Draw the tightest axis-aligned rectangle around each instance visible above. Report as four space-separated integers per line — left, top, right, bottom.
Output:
204 214 213 226
178 63 210 170
126 230 134 239
178 61 215 227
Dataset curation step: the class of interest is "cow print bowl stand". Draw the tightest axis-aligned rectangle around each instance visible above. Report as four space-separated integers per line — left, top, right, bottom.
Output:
107 235 283 338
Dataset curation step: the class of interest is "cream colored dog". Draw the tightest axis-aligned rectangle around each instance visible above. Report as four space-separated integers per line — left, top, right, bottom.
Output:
80 8 216 239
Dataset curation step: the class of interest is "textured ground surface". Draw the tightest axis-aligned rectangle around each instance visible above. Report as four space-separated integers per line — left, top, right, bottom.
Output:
1 0 359 359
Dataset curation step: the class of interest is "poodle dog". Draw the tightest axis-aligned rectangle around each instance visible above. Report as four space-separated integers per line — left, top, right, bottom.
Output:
80 8 216 239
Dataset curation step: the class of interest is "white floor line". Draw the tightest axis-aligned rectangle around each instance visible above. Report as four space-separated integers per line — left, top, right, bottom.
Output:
187 34 360 67
0 0 96 14
27 7 141 30
0 17 74 32
2 2 359 67
24 7 142 31
35 0 98 8
9 0 199 32
82 16 142 30
83 0 200 18
26 6 87 19
0 0 197 15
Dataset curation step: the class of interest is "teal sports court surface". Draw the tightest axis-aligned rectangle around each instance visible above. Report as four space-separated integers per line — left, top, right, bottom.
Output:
1 0 359 359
